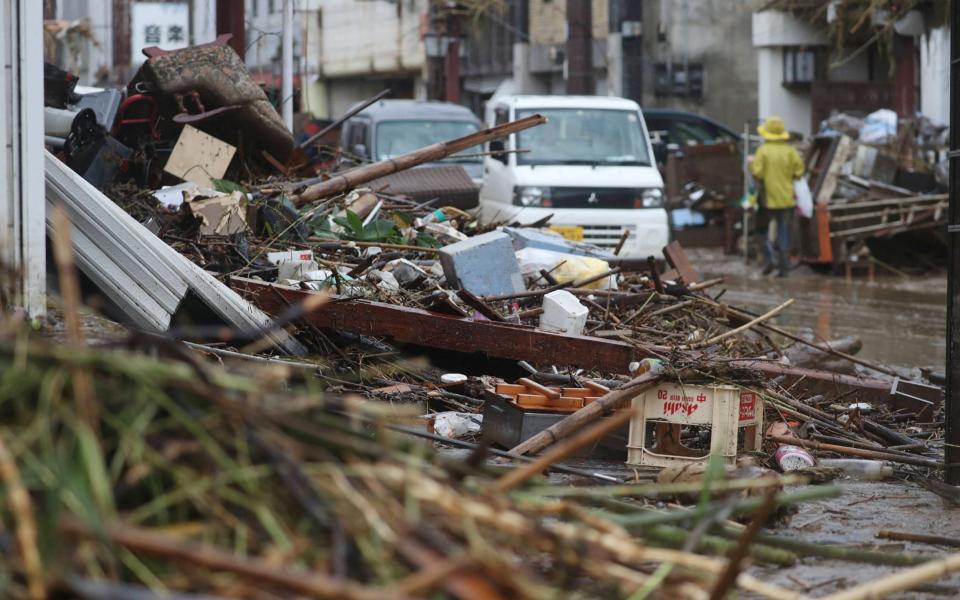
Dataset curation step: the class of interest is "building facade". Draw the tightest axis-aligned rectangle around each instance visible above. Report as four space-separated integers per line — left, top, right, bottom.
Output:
752 5 950 136
46 0 217 85
299 0 429 119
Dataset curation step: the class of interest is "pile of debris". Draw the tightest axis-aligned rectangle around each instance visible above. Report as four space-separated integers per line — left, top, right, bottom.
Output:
799 109 949 268
20 40 960 598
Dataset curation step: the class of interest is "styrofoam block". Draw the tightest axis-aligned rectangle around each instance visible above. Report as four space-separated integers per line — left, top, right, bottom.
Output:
439 231 524 296
539 290 588 335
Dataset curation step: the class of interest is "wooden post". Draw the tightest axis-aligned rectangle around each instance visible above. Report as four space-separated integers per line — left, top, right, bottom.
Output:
565 0 594 94
216 0 246 60
444 2 462 103
112 0 131 82
894 35 916 119
946 0 960 484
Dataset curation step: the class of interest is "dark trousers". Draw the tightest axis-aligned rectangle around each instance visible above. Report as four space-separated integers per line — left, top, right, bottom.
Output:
764 208 794 276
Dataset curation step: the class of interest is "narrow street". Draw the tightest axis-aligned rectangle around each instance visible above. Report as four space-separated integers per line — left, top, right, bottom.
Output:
693 249 947 372
1 1 958 599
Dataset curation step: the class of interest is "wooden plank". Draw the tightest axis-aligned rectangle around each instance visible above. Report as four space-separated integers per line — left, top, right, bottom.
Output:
231 277 650 374
816 134 854 204
662 240 699 284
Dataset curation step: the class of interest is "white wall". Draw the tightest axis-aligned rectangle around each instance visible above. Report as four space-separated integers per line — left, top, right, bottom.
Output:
757 47 813 136
753 10 827 137
920 26 950 125
55 0 217 83
246 0 292 69
316 0 425 77
1 0 45 317
752 10 827 47
60 0 112 83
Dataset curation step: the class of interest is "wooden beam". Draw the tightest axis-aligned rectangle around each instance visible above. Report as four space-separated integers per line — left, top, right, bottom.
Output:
231 278 651 373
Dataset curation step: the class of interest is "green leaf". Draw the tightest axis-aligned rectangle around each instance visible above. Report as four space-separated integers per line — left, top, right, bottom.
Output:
75 423 116 519
359 219 396 241
211 178 247 194
346 210 363 234
415 233 441 248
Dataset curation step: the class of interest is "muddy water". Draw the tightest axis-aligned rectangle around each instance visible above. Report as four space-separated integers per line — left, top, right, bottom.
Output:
689 250 947 372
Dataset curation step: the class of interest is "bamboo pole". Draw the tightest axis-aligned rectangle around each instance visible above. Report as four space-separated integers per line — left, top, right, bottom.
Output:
294 114 547 205
877 530 960 548
765 435 940 468
821 552 960 600
508 370 663 456
60 518 413 600
0 434 45 600
685 298 794 349
709 490 779 600
494 408 636 492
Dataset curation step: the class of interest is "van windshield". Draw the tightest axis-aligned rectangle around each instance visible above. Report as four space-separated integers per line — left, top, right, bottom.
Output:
375 120 482 162
516 108 651 166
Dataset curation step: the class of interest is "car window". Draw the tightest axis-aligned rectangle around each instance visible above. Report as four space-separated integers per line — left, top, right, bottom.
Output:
375 120 481 162
670 119 718 145
516 108 651 166
645 118 671 145
349 121 367 150
647 115 737 146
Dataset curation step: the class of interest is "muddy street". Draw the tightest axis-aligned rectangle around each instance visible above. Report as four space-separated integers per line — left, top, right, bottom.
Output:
691 249 947 372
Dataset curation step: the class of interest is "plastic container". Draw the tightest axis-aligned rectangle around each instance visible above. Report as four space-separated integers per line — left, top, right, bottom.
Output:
626 383 764 468
539 290 589 335
818 458 894 480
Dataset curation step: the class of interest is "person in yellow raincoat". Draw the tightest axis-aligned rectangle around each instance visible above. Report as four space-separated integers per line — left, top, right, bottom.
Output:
749 116 805 277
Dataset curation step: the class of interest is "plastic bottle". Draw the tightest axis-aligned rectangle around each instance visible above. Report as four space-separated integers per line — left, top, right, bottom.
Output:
414 209 447 228
818 459 894 481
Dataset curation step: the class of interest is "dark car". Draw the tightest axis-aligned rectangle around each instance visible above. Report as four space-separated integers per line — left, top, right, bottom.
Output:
339 99 484 184
643 108 742 166
643 109 745 245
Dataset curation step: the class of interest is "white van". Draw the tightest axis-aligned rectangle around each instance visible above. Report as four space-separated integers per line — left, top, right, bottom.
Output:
479 95 669 257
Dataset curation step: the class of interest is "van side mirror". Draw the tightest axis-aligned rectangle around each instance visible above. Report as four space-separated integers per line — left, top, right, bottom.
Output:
352 143 368 159
489 139 507 163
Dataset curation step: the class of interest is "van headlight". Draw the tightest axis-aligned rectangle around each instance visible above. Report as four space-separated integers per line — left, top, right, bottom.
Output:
639 188 664 208
513 186 552 207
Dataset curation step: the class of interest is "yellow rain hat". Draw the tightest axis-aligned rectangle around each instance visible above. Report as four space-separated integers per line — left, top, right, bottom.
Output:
757 116 790 141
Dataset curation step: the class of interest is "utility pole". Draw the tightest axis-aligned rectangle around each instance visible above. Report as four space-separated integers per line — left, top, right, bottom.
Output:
620 0 643 102
216 0 246 60
444 1 463 103
946 0 960 483
565 0 594 94
282 0 294 130
113 0 131 82
894 35 916 119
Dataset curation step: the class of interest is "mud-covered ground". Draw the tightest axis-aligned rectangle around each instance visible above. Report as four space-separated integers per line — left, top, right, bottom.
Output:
749 479 960 598
689 248 947 373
